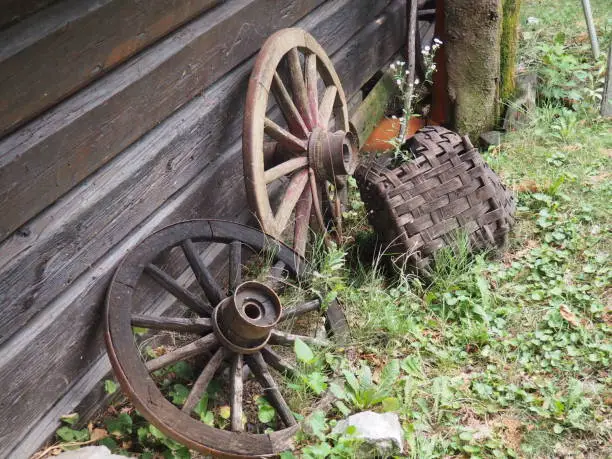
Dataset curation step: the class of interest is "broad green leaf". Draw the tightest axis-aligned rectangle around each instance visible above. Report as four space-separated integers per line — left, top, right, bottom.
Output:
60 413 80 426
382 397 400 412
305 371 328 395
257 396 276 423
329 382 346 399
380 359 400 388
294 338 315 364
307 410 327 441
105 413 133 436
334 400 351 416
56 426 89 442
170 384 190 406
104 380 118 395
218 405 231 419
342 370 360 394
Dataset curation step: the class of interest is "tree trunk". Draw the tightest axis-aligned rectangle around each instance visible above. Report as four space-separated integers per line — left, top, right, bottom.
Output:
444 0 502 141
500 0 522 101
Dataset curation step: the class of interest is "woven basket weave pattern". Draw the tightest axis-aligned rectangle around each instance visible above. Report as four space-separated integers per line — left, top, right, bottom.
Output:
357 126 515 269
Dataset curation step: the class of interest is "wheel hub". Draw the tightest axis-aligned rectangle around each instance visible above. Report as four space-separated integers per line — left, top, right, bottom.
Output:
212 281 282 354
307 128 357 182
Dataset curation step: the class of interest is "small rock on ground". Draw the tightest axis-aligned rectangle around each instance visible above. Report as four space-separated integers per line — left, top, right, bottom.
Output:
332 411 403 455
56 446 132 459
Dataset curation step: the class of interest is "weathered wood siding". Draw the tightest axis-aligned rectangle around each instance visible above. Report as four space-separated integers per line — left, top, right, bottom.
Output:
0 0 406 456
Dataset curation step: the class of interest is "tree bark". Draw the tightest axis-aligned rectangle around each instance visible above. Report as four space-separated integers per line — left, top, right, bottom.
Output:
500 0 522 101
444 0 502 140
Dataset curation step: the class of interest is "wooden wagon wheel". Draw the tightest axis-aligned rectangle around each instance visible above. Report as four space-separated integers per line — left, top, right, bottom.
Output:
243 28 357 256
105 220 348 458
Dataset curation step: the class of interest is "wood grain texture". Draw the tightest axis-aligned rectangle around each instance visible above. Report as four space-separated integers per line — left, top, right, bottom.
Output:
0 0 404 455
0 0 220 137
0 0 392 345
0 0 324 242
0 0 57 29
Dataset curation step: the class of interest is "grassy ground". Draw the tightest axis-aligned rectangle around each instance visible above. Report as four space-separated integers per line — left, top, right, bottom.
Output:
44 0 610 457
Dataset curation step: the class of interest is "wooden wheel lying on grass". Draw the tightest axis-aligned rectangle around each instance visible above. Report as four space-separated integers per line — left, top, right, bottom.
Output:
243 28 357 256
105 220 348 458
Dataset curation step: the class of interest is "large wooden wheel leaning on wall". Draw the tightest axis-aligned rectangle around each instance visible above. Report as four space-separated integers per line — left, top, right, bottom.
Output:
243 28 357 256
105 220 348 458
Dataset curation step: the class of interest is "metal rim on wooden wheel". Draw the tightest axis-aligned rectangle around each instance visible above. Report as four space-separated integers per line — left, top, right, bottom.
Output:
243 28 357 256
105 219 348 458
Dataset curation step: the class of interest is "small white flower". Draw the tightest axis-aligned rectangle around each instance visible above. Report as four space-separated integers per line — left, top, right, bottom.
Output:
399 61 406 66
390 63 396 70
396 60 401 66
414 78 420 85
396 78 402 86
421 48 429 55
433 38 443 45
391 115 397 119
424 45 431 51
431 63 437 70
405 70 410 75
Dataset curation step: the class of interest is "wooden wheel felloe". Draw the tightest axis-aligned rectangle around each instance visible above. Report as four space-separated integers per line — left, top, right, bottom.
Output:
105 220 347 458
243 28 357 256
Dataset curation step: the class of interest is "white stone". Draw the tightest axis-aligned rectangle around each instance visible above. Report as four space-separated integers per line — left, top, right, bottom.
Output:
56 445 132 459
332 411 403 455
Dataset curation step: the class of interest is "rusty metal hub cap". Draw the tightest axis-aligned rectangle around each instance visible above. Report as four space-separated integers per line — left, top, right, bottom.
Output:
243 28 356 255
307 128 356 182
212 281 281 353
105 220 348 458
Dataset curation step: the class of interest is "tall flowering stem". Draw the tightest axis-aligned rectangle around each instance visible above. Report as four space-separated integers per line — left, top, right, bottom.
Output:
398 0 418 143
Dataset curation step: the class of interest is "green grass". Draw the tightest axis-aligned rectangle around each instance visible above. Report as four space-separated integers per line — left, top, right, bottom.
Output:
296 1 611 456
48 1 611 457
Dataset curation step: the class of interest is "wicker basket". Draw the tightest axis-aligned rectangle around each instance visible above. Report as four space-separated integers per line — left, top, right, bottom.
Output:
356 125 516 271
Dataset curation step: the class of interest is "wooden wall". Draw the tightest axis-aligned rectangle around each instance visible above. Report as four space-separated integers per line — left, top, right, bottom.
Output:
0 0 406 456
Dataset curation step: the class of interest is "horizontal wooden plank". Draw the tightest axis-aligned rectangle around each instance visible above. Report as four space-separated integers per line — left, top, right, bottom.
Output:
0 146 249 458
0 0 391 345
0 0 57 29
0 1 404 454
0 0 325 242
0 0 221 137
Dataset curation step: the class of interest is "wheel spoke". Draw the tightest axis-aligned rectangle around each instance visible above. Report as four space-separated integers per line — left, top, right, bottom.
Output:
144 264 213 316
264 118 307 152
269 330 330 348
230 353 244 431
287 48 313 129
246 352 297 427
146 334 218 372
271 72 309 139
264 157 308 184
265 260 287 291
318 85 337 129
182 239 225 306
262 347 296 378
305 53 318 126
321 179 343 236
279 299 321 322
309 169 330 244
182 347 226 413
293 183 313 256
274 168 309 234
229 241 242 292
131 314 212 334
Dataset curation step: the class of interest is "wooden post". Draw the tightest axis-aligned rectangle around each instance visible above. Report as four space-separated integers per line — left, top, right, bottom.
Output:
444 0 502 140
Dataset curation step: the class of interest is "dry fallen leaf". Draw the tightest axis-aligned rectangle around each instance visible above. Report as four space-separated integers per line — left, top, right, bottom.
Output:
513 179 540 192
90 428 108 442
559 304 580 327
